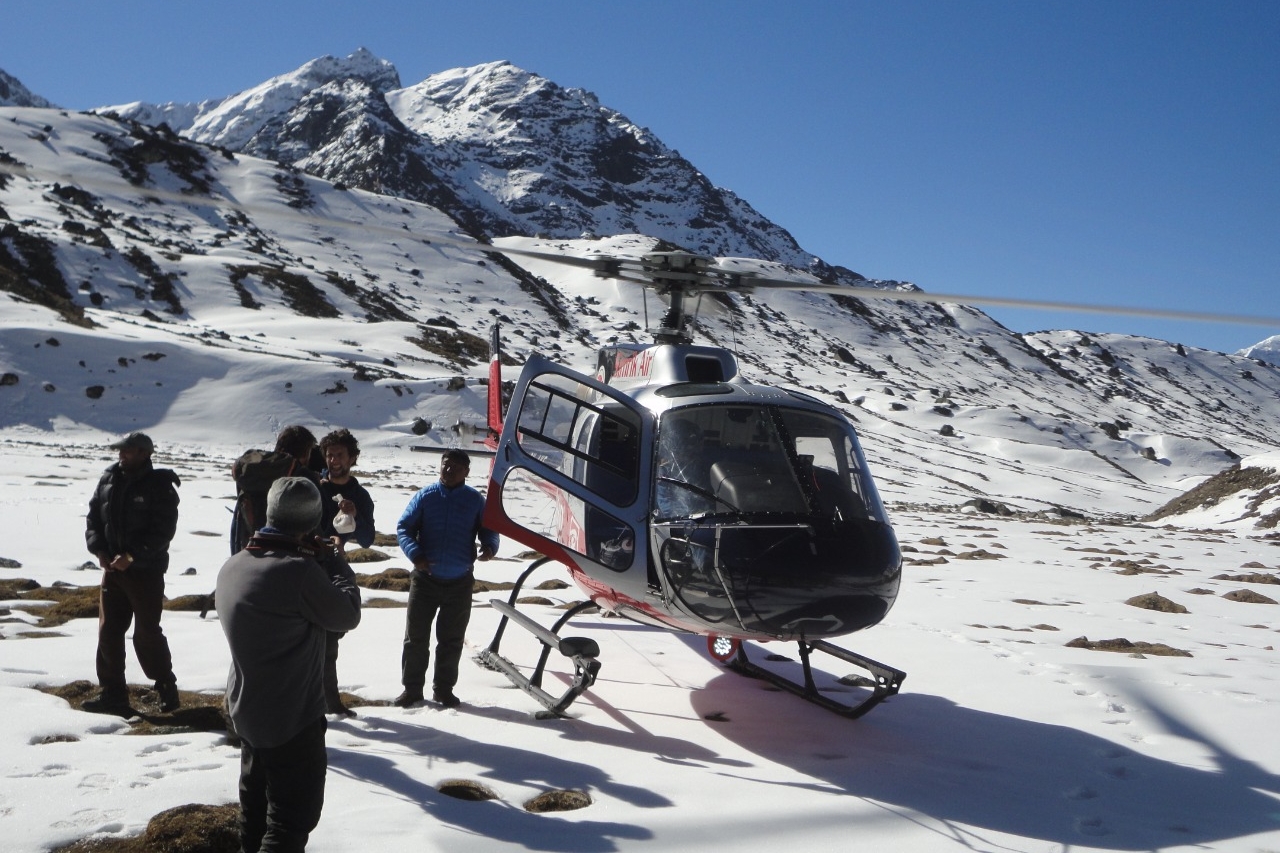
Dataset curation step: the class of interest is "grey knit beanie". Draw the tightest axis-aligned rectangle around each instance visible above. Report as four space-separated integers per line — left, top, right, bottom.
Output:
265 477 322 535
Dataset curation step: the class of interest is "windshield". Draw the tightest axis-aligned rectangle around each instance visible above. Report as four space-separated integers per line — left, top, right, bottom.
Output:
653 404 886 523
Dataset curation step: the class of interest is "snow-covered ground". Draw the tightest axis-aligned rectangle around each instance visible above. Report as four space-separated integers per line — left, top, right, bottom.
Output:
2 434 1279 853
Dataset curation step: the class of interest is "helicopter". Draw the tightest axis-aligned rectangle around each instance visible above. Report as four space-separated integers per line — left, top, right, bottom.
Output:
451 246 909 719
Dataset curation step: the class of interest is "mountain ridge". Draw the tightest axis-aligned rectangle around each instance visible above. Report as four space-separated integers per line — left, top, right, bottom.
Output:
1 58 1279 527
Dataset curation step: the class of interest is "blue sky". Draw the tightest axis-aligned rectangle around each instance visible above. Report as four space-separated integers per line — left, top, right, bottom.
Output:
2 0 1276 354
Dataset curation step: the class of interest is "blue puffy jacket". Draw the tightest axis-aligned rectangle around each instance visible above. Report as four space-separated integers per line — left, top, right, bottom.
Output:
397 482 499 579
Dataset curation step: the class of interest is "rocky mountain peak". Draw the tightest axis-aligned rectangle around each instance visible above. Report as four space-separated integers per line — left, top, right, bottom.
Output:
296 46 401 93
0 69 54 108
384 60 815 265
98 48 401 152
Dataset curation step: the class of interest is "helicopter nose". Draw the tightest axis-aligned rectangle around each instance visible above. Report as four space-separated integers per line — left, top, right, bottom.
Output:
656 520 901 640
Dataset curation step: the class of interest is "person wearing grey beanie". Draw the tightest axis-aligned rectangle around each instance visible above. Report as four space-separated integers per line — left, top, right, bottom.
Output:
216 475 361 851
266 477 323 536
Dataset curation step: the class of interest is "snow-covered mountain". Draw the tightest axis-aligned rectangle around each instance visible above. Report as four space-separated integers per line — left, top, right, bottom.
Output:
1239 334 1280 367
3 55 1280 527
99 50 847 277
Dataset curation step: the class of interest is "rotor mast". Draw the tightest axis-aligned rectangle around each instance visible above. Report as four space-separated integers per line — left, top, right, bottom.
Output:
642 251 713 345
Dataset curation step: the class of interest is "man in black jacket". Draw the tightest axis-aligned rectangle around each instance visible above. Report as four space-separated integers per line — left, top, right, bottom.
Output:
83 432 181 715
217 477 362 853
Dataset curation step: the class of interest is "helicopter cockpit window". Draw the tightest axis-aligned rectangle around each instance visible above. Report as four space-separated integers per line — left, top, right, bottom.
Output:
779 408 886 523
515 373 641 507
655 406 810 519
654 416 716 519
653 405 887 523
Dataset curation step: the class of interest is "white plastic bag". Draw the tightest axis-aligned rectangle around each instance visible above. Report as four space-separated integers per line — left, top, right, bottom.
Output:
332 493 356 535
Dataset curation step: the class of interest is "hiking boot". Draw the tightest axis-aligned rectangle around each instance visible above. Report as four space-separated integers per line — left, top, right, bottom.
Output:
432 687 461 708
393 689 424 708
83 690 132 716
156 680 181 713
328 702 357 718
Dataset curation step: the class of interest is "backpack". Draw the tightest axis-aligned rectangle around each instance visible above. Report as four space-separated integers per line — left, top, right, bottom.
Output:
229 449 298 554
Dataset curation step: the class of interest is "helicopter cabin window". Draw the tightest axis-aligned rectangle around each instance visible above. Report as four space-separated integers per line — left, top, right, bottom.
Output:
515 374 642 507
501 467 636 571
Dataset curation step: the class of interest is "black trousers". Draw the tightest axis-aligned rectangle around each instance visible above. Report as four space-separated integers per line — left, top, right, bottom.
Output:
96 567 175 695
401 571 473 691
239 716 328 853
322 631 345 712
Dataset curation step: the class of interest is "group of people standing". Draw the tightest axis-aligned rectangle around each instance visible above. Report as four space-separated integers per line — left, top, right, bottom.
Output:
82 426 498 852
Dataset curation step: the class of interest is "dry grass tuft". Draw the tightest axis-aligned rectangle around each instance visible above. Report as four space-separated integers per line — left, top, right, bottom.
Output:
36 680 231 735
51 802 239 853
437 779 499 801
1222 589 1278 604
1124 592 1189 613
524 789 592 813
345 547 392 563
1065 636 1192 657
12 584 100 626
355 568 411 591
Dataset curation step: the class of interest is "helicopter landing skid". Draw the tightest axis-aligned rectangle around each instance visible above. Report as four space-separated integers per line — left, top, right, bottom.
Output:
726 638 905 719
477 558 602 717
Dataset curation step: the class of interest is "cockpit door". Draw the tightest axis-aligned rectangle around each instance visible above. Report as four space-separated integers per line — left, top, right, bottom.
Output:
485 354 653 600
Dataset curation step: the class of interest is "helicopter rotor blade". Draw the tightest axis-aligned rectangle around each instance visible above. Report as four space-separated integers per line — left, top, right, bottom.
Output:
583 260 1280 330
732 277 1280 329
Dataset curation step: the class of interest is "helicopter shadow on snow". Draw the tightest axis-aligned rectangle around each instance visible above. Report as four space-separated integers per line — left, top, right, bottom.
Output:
326 714 661 852
685 645 1280 849
460 695 758 773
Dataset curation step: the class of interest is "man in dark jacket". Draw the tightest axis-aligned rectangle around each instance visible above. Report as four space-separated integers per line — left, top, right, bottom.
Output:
230 425 321 555
394 449 497 708
318 428 375 550
217 477 362 853
317 428 376 718
84 431 181 715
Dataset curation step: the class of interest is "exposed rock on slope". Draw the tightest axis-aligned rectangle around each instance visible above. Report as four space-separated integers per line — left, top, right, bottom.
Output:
0 69 54 108
1147 461 1280 528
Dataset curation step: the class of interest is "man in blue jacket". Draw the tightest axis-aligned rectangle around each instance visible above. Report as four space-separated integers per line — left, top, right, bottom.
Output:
394 449 498 708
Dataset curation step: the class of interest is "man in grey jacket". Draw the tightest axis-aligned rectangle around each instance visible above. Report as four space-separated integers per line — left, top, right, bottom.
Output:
217 477 362 853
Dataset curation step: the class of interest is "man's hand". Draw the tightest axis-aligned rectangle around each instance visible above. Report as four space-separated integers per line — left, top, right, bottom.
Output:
336 498 356 516
107 553 134 572
477 546 495 562
413 558 431 574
